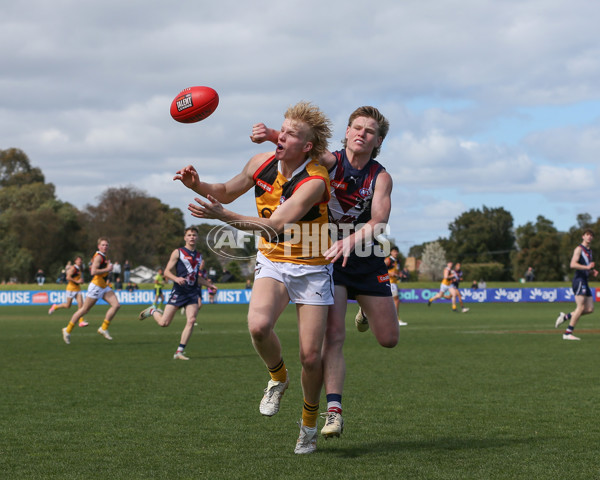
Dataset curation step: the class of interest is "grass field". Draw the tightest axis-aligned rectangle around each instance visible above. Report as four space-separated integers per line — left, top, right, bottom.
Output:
1 302 600 479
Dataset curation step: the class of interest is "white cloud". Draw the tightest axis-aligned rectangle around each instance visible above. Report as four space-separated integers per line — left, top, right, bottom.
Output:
3 0 600 249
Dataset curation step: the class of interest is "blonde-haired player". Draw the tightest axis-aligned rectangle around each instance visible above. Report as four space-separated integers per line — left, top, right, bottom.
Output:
385 246 407 326
61 237 120 343
427 262 459 311
175 101 333 455
49 256 88 327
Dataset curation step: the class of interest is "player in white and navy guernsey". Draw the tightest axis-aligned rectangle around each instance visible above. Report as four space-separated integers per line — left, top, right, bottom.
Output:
320 106 400 438
138 227 213 360
555 229 598 340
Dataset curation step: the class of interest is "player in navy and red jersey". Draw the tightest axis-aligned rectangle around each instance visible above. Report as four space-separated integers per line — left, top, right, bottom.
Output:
250 106 399 440
139 226 213 359
555 229 598 340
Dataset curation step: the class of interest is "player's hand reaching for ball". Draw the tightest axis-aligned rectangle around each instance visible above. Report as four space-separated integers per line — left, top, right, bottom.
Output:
189 194 227 220
174 165 200 191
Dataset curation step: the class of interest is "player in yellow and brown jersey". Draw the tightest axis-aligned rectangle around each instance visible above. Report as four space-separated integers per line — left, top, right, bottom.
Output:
427 262 459 310
250 106 399 440
48 256 88 327
384 246 407 326
62 237 120 344
175 101 333 455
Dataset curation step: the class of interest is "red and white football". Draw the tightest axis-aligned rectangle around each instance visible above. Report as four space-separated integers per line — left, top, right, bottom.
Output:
170 86 219 123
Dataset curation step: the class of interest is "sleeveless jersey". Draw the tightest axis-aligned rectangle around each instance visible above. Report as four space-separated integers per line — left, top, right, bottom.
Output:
173 247 202 292
91 251 109 288
253 155 330 265
452 269 463 287
327 149 385 238
441 268 454 286
574 244 593 280
387 255 399 282
66 264 83 292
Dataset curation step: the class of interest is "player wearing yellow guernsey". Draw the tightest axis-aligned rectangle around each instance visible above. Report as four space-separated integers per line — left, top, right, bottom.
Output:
62 237 120 344
48 256 88 327
384 246 407 325
427 262 459 310
175 101 333 455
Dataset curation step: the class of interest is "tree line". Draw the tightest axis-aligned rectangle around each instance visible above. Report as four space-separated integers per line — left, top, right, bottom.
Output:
412 207 600 282
0 148 242 283
2 148 598 283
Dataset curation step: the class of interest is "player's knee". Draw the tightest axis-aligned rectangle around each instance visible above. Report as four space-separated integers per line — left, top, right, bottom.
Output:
377 328 399 348
299 349 322 372
324 325 345 350
247 317 272 342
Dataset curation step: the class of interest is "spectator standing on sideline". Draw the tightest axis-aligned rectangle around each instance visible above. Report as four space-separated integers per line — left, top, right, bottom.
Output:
524 267 535 282
112 261 121 283
123 260 131 283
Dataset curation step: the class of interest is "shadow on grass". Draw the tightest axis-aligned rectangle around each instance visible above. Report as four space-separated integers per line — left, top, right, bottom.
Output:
326 435 552 458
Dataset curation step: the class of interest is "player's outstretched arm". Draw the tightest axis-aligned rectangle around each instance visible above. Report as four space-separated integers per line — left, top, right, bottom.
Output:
188 177 327 238
174 153 271 204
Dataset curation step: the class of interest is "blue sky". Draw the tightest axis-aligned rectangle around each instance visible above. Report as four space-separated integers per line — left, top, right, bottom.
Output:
2 0 600 254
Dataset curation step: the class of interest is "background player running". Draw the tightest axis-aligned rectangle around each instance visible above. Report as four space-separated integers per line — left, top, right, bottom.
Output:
139 227 213 359
555 229 598 340
49 255 89 327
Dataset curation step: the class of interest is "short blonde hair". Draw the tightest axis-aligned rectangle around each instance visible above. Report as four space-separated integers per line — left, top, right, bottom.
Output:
284 101 332 160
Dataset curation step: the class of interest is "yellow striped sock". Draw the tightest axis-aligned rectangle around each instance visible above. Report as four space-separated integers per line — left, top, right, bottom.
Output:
302 400 319 428
101 319 110 330
66 322 75 334
268 359 287 383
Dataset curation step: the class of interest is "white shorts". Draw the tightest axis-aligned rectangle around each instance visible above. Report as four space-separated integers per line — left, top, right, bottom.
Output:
439 283 456 294
255 251 334 305
66 290 82 300
390 283 398 297
87 283 113 300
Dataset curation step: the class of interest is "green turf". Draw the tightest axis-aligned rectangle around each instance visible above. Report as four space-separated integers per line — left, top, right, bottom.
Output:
1 302 599 479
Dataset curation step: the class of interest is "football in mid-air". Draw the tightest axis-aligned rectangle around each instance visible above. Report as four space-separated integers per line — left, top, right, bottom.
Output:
170 86 219 123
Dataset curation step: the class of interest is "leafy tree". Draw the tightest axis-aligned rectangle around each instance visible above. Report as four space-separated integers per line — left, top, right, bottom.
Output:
0 148 44 187
444 206 515 280
408 243 426 259
419 241 447 281
511 216 563 281
0 149 85 282
224 261 243 282
81 186 185 268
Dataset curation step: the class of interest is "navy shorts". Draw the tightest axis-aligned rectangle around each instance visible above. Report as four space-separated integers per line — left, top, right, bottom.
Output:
572 277 592 297
333 254 392 300
167 288 199 307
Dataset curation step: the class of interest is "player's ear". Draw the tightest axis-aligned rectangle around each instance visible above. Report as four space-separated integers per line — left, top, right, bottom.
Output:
303 142 313 154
